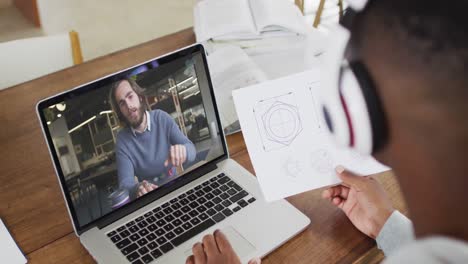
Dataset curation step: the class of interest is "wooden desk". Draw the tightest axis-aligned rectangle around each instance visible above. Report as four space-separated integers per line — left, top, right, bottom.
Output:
0 28 407 263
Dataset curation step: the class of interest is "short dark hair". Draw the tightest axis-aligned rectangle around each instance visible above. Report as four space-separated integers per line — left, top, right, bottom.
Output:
352 0 468 115
109 78 150 128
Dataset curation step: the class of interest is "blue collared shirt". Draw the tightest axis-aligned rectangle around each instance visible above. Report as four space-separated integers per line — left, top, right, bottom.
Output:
130 111 152 136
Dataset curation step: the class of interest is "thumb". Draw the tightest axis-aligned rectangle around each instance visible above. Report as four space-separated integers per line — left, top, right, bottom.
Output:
164 159 169 167
335 165 365 188
248 257 261 264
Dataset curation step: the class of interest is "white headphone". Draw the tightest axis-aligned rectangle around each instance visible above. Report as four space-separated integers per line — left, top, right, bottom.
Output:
319 0 387 155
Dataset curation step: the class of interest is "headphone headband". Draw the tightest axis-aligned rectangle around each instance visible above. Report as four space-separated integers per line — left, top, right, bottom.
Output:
346 0 369 11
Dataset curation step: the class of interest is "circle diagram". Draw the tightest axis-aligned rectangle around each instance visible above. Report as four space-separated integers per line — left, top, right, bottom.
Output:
310 149 333 174
261 101 303 146
285 157 304 178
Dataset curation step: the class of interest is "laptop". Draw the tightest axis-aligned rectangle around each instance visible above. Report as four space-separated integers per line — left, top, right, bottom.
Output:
36 44 310 263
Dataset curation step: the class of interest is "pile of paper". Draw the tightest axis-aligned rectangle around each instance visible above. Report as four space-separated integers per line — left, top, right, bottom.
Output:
198 0 331 134
194 0 309 42
207 46 267 134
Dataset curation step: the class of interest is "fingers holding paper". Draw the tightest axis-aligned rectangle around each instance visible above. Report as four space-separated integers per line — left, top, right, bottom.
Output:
322 184 350 207
322 165 394 239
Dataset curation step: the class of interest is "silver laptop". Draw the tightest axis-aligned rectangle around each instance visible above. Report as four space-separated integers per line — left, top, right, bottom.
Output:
36 44 310 264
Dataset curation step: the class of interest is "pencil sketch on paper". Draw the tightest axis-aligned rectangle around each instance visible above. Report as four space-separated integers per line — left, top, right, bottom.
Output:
254 92 303 152
310 149 334 174
284 157 305 179
307 81 323 130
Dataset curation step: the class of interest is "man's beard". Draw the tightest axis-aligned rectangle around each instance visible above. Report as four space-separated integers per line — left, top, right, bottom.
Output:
128 104 145 129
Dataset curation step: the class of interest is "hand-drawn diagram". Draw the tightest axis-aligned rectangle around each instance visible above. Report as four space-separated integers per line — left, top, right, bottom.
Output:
254 92 303 152
284 157 304 179
310 149 334 174
307 81 323 130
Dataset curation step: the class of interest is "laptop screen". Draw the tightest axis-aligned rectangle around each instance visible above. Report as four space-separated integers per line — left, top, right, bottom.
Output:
37 45 227 231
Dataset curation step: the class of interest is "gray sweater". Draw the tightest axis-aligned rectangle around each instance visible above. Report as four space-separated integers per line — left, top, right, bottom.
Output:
377 211 468 263
116 110 196 197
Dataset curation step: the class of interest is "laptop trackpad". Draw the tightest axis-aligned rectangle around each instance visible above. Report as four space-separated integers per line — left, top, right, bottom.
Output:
184 226 256 258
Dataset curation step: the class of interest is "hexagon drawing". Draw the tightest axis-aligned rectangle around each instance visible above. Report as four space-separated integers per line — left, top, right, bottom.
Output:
254 92 303 151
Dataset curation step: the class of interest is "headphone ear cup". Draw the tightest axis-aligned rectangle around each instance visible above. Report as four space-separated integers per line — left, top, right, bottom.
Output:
339 66 372 153
319 25 353 149
348 61 388 153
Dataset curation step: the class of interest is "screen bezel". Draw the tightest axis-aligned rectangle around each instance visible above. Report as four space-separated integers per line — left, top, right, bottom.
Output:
36 44 228 235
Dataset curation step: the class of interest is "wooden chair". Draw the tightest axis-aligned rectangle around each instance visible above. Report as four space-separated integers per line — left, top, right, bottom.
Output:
0 30 83 90
295 0 344 28
313 0 343 27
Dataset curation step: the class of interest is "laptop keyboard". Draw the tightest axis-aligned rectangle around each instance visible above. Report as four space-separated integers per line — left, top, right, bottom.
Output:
106 173 257 264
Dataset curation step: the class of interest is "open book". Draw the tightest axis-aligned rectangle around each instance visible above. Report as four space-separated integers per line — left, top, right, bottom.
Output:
194 0 308 42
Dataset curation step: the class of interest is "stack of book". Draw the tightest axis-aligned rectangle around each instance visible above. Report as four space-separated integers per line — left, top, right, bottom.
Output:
195 0 329 134
193 0 309 42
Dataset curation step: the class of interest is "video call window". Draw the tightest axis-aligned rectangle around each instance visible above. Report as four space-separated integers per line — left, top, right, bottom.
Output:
43 53 224 226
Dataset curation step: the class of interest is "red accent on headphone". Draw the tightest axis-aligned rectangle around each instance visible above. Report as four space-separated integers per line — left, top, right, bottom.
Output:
340 93 355 147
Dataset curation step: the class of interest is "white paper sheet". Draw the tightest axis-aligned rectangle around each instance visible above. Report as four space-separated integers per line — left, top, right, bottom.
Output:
194 0 256 42
233 69 389 201
0 219 26 264
208 45 267 134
